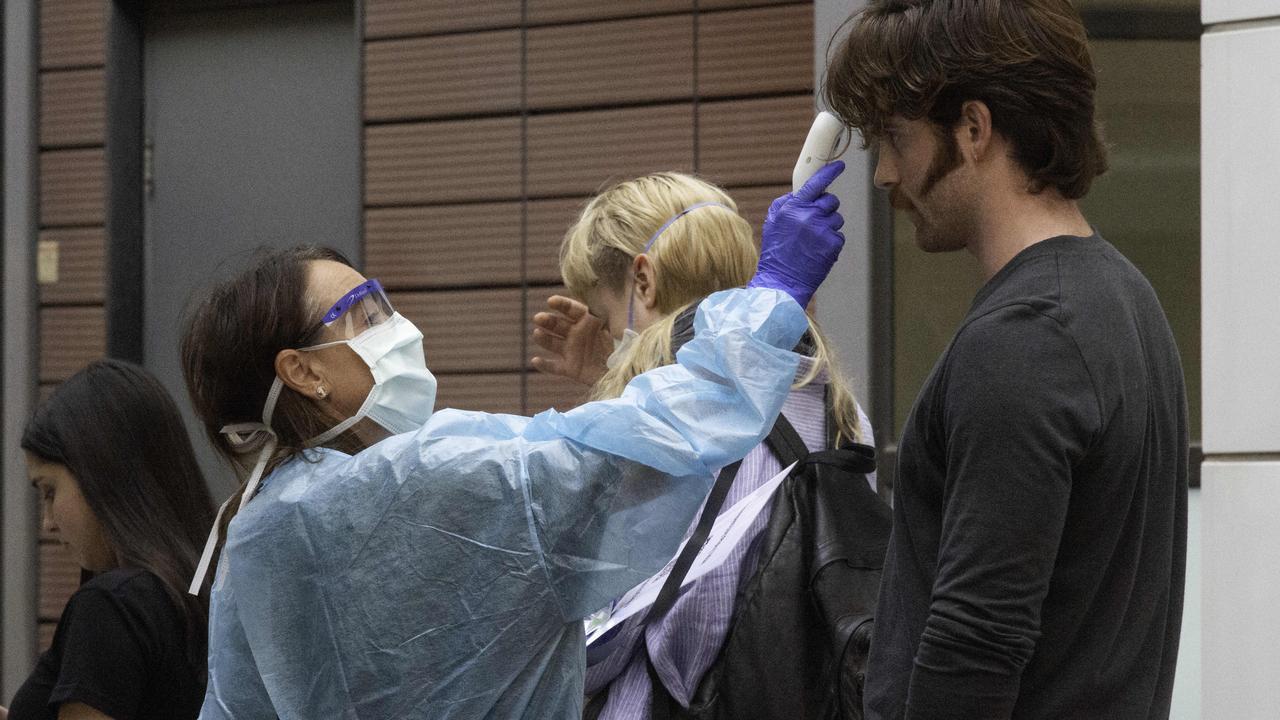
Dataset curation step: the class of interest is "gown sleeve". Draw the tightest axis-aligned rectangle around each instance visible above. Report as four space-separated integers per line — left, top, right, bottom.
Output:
514 287 808 618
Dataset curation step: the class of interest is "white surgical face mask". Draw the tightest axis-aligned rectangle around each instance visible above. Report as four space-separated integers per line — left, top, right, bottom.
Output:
189 312 436 596
606 328 640 369
303 312 437 445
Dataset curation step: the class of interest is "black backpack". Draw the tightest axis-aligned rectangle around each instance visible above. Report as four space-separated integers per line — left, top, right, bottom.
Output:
585 412 892 720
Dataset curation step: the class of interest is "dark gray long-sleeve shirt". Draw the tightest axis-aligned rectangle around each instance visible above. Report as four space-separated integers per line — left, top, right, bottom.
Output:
866 234 1188 720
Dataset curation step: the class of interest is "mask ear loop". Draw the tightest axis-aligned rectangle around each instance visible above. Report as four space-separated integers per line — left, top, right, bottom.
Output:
188 378 284 595
300 312 409 448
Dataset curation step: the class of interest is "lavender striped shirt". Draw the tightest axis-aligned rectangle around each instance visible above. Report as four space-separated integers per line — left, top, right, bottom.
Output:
583 360 876 717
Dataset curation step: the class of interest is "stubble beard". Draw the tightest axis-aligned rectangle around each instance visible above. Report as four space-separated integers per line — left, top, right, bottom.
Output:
905 126 970 254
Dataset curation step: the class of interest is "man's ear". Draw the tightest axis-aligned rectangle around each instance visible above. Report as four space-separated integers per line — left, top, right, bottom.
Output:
957 99 995 163
632 254 659 311
275 348 326 401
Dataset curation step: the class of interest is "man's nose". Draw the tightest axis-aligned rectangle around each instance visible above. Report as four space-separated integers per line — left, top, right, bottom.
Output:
873 148 897 190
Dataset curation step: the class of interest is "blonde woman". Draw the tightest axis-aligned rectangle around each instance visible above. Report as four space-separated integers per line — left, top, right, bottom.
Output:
532 172 876 718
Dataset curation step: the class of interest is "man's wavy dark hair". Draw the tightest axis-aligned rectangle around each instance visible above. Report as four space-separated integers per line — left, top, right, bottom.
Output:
823 0 1108 199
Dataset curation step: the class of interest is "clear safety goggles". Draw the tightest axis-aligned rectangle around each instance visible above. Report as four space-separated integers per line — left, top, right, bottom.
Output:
315 278 396 341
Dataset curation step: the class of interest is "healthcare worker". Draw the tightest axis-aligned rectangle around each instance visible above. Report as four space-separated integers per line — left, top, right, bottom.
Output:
532 172 873 717
181 162 846 720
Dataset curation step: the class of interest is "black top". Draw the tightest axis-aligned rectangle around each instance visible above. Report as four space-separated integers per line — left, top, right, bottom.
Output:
8 568 205 720
865 235 1188 719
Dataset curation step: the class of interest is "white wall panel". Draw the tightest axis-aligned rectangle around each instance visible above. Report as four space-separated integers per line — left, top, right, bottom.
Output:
1200 25 1280 454
1170 488 1201 720
1203 0 1280 25
1202 461 1280 719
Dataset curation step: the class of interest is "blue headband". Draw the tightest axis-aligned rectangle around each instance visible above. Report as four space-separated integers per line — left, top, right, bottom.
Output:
627 202 732 329
642 202 731 254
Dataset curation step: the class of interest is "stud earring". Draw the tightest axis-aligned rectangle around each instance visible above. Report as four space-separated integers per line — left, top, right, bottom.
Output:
316 386 328 399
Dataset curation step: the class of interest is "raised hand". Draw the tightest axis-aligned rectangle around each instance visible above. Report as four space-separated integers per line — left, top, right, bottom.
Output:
748 160 847 308
531 295 613 387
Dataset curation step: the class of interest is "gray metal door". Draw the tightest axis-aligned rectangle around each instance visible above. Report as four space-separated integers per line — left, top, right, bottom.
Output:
143 1 359 495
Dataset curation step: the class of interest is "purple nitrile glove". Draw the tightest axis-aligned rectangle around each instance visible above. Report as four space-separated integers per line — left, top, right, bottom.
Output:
748 161 847 308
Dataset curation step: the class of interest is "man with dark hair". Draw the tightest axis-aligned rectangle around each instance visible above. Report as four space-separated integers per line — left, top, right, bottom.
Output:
824 1 1188 718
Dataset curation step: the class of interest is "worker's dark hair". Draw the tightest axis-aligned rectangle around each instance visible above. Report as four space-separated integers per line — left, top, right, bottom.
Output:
179 244 358 589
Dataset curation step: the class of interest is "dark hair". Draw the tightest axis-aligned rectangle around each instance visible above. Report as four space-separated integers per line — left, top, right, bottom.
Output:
179 245 356 583
21 358 216 664
823 0 1108 199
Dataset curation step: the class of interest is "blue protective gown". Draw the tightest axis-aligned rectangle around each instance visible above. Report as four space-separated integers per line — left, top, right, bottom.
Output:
200 288 807 719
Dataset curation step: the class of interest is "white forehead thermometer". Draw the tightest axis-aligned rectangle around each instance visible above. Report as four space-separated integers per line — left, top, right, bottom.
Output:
792 111 847 192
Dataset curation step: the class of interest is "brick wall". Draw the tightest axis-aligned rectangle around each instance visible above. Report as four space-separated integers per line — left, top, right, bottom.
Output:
34 0 110 650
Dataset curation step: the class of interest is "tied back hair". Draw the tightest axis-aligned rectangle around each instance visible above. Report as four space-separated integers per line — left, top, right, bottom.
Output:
179 245 363 586
560 172 865 444
21 359 216 668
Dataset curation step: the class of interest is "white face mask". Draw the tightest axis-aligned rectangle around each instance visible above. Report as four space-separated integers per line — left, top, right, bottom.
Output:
188 312 436 596
303 312 437 445
606 328 640 370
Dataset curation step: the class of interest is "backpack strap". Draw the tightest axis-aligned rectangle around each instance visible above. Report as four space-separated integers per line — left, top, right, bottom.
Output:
642 459 744 720
763 412 810 468
803 446 877 476
640 459 744 628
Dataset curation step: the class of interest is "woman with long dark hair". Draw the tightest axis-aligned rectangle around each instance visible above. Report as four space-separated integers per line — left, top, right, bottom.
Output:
3 359 215 720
